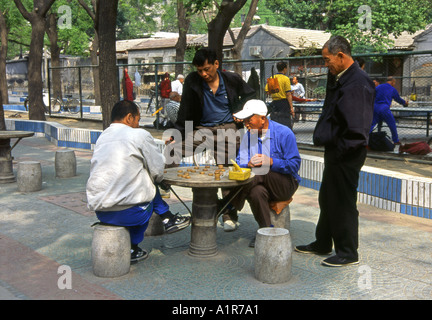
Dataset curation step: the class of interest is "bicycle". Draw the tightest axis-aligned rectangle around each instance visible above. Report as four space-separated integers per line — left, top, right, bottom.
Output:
24 92 49 113
50 94 80 114
146 88 156 114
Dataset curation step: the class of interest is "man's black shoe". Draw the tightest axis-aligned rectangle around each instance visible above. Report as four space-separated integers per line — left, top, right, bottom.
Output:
163 213 191 234
321 255 359 267
294 244 332 255
131 246 149 264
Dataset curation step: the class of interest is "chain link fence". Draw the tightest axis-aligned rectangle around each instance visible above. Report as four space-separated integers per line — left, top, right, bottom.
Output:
46 50 432 144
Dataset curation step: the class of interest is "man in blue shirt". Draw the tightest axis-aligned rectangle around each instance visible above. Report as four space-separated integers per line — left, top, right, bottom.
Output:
165 48 255 229
220 99 301 246
370 76 408 144
166 48 255 166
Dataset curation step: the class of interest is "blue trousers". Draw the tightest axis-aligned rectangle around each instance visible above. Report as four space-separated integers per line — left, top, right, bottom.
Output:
370 105 399 143
96 188 169 245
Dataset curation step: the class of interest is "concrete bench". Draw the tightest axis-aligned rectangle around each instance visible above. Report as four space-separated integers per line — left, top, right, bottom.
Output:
55 150 76 178
17 161 42 192
254 227 292 284
144 213 165 236
91 224 131 278
269 198 292 230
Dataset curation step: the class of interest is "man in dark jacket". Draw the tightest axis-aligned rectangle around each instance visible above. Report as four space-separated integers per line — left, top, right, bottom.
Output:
295 36 375 267
164 47 255 229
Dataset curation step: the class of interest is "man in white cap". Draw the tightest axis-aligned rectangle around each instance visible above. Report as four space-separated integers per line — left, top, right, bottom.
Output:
220 99 301 243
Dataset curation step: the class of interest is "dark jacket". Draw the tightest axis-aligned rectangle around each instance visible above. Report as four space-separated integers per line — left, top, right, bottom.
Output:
175 70 256 136
313 62 375 158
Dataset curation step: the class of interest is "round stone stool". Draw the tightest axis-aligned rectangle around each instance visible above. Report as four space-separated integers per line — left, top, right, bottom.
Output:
17 161 42 192
270 205 290 230
144 213 165 236
55 150 76 178
92 224 131 278
254 227 292 284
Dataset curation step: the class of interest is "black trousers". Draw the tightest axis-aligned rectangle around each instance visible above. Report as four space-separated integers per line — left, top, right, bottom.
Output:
269 99 293 129
228 171 298 228
313 146 367 260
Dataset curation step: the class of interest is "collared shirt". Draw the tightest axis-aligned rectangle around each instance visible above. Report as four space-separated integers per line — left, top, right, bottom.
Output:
236 120 301 181
265 73 292 100
336 67 349 82
200 70 233 126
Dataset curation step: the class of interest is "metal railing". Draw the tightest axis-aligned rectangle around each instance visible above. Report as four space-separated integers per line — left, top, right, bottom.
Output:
41 50 432 143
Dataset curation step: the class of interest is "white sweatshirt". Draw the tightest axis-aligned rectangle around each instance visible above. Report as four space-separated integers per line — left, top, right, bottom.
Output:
86 123 165 212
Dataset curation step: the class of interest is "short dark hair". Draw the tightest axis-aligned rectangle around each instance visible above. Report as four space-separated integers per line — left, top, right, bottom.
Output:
323 36 352 57
192 47 218 66
276 61 287 72
111 100 139 123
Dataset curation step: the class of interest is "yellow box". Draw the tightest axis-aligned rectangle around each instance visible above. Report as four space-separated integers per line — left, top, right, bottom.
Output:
228 167 251 181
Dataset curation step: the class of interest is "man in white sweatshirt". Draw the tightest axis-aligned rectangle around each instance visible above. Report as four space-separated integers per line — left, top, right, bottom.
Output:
86 100 190 263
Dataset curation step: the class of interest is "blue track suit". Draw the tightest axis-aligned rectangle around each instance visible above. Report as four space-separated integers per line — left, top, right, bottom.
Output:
370 82 406 143
96 188 169 245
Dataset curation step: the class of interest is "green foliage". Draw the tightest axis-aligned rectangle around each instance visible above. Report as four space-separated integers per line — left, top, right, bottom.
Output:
265 0 432 52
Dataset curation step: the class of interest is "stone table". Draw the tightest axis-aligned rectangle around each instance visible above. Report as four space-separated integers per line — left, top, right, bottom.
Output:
163 165 253 257
0 130 34 183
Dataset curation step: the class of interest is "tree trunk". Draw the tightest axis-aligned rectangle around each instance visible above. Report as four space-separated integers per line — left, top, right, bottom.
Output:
229 0 258 75
77 0 101 107
0 91 5 131
175 0 190 77
0 11 9 105
27 14 47 120
96 1 119 129
207 0 247 68
46 13 62 101
14 0 56 121
90 35 101 106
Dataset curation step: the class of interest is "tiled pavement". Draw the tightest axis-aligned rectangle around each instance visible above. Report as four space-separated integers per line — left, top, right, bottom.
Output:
1 135 432 304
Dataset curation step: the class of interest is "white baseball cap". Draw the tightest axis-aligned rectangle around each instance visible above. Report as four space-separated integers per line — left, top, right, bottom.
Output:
233 99 268 119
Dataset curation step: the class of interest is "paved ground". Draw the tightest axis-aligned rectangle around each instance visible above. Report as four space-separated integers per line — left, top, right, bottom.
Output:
1 112 432 305
1 138 432 303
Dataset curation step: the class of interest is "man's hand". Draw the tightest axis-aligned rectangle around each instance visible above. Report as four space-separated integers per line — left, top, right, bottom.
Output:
158 180 171 191
165 136 175 145
248 154 273 168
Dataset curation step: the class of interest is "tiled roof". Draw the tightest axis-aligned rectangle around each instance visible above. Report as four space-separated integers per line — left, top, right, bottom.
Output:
116 24 429 52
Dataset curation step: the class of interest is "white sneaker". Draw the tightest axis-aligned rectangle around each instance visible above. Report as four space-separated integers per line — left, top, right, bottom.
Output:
223 220 238 232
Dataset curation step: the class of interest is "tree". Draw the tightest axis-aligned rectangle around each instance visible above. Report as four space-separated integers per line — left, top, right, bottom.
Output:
95 0 119 129
228 0 259 74
45 11 61 100
265 0 431 52
14 0 56 121
186 0 249 66
174 0 191 77
78 0 101 107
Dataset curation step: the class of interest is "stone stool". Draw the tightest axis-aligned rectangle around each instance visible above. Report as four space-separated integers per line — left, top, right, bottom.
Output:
17 161 42 192
92 224 131 278
55 150 76 178
144 213 165 236
269 198 292 230
254 227 292 284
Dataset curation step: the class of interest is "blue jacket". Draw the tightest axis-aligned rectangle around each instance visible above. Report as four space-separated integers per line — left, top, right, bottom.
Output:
374 82 406 110
236 120 301 182
175 70 256 137
313 63 375 158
